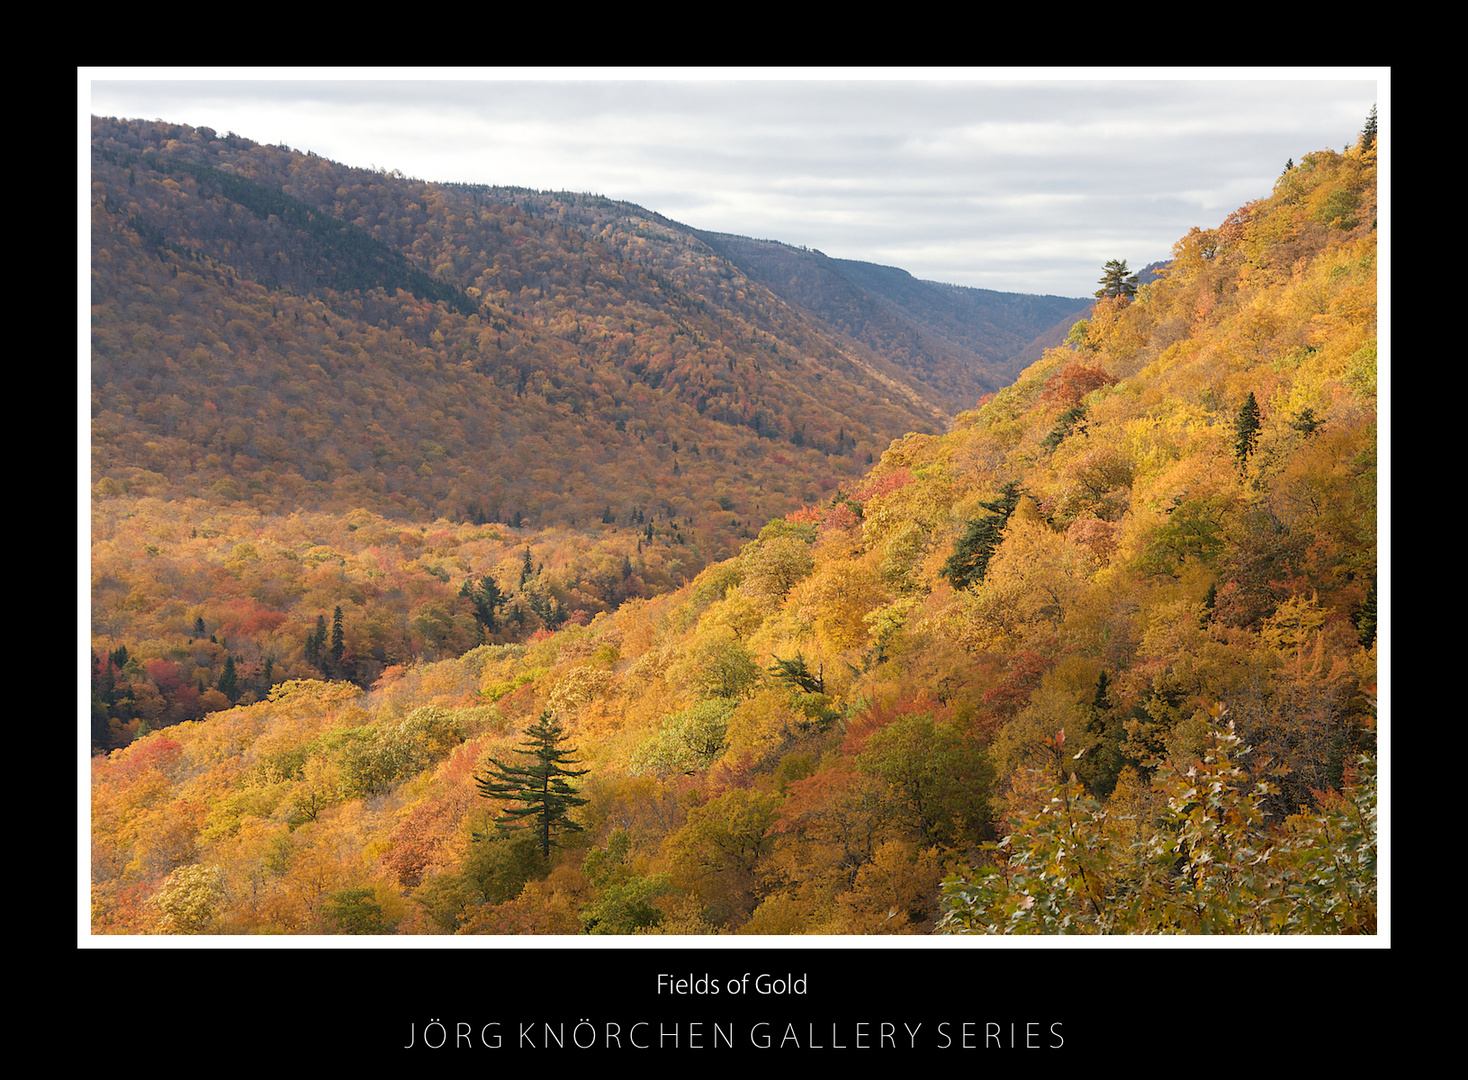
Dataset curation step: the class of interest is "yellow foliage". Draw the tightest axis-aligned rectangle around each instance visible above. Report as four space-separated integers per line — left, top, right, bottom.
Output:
789 558 884 654
724 687 802 763
828 839 945 934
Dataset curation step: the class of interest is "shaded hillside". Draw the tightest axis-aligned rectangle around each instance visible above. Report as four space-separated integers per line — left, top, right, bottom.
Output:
90 116 960 552
692 232 1090 410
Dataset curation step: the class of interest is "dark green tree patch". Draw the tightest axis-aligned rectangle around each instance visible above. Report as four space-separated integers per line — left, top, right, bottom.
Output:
475 711 590 857
941 481 1023 591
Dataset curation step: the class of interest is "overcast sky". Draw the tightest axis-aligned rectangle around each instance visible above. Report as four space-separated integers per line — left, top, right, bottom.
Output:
84 68 1385 299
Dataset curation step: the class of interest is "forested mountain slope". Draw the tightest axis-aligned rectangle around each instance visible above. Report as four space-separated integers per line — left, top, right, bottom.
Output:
89 114 1074 746
92 115 1062 537
91 117 1378 937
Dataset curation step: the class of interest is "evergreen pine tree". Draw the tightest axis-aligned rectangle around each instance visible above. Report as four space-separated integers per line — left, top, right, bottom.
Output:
462 575 503 636
217 654 238 701
330 606 346 675
306 615 327 668
1360 105 1377 151
941 481 1024 590
475 711 590 857
1076 670 1125 798
1356 574 1377 648
1095 259 1140 300
1234 392 1262 466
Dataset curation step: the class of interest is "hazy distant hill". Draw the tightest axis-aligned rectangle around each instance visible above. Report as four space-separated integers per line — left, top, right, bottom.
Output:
692 232 1090 412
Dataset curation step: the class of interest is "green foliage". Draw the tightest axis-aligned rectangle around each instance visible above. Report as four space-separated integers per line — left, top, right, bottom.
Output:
768 653 825 695
322 887 385 934
579 830 671 934
462 574 505 635
941 481 1023 590
1137 495 1229 575
1094 259 1140 300
216 654 238 700
667 787 782 925
475 711 590 856
460 833 552 905
1074 671 1126 798
1234 392 1262 466
336 706 463 798
1355 575 1377 648
856 713 994 847
411 871 484 932
937 707 1377 934
685 632 762 700
1360 105 1377 151
118 147 478 314
1064 318 1095 352
738 527 816 604
768 653 840 730
1313 188 1361 230
629 699 736 775
147 864 225 934
1041 404 1087 452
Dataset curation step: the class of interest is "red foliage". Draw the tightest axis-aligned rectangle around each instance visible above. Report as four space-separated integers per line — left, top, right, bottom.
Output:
107 736 184 784
145 658 186 696
378 788 474 887
708 751 758 794
1039 363 1118 409
819 502 861 536
841 692 952 756
854 468 913 503
976 646 1060 739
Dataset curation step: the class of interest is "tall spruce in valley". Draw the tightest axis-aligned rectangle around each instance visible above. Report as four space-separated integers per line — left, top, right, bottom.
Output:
217 654 238 701
475 711 590 857
330 605 346 675
306 614 328 669
462 575 504 636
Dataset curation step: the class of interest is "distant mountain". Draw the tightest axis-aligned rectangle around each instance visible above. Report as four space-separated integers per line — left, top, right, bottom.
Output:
88 113 1111 705
691 232 1090 412
90 115 1084 550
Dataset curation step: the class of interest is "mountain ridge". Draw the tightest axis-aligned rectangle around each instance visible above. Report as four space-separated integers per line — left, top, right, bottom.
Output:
90 115 1082 539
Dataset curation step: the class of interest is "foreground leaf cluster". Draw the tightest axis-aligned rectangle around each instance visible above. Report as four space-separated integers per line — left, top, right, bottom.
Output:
937 708 1376 934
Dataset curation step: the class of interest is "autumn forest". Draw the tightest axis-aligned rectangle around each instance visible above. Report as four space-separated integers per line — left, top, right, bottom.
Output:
88 111 1379 937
